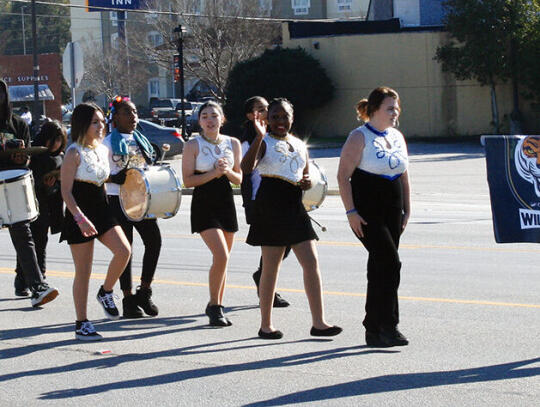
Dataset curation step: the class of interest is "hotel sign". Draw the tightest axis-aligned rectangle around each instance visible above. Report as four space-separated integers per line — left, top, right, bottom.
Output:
86 0 141 12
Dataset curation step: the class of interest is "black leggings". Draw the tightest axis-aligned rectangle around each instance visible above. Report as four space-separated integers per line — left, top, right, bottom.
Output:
358 208 402 332
108 195 162 291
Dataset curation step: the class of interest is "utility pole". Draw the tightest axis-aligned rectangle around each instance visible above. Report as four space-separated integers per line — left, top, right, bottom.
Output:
31 0 39 130
174 25 186 137
21 7 26 55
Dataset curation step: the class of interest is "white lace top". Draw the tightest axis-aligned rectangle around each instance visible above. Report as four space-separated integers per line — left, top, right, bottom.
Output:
194 135 234 173
257 134 307 184
357 124 408 180
68 142 110 186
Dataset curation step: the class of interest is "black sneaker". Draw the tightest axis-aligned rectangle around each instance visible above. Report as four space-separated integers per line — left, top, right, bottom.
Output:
75 320 103 341
31 283 59 307
15 287 30 297
123 295 143 319
253 271 291 308
96 286 120 320
205 303 230 327
135 286 158 316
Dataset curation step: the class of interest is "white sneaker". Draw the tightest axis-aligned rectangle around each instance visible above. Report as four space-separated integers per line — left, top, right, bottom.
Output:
31 283 59 307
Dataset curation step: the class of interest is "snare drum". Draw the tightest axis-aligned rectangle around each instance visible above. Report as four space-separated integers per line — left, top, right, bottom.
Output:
0 169 39 226
120 165 182 222
302 160 328 212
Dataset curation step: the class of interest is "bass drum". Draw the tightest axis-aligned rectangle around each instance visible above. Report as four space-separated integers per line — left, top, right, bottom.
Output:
0 169 39 227
302 160 328 212
120 165 182 222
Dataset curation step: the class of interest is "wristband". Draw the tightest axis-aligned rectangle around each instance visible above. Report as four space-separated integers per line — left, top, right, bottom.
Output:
346 208 358 215
73 213 86 225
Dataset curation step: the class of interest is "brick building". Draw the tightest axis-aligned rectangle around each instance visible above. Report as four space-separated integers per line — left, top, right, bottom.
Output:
0 53 63 121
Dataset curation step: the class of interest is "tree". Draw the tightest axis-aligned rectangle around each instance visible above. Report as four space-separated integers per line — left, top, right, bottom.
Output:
81 41 152 103
224 47 335 137
0 0 70 55
140 0 280 101
435 0 539 134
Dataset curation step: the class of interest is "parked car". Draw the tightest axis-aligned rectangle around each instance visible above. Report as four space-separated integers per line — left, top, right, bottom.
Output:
137 119 185 159
186 103 203 136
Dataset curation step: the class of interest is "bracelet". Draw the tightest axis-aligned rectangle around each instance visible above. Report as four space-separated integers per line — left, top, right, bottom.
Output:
345 208 358 215
73 213 86 225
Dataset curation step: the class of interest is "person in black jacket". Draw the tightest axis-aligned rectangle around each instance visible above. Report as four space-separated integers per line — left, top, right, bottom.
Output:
0 79 59 306
14 119 67 294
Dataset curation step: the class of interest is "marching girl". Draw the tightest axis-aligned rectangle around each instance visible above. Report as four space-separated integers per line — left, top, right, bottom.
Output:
60 103 131 340
14 120 67 294
182 101 242 327
240 96 290 308
103 96 162 318
337 86 410 347
242 98 342 339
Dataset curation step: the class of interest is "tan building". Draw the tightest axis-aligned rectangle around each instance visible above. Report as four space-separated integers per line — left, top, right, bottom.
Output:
282 21 539 138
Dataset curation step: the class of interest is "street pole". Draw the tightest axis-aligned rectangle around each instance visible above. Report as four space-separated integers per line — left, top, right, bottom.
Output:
31 0 39 131
175 25 186 137
21 7 26 55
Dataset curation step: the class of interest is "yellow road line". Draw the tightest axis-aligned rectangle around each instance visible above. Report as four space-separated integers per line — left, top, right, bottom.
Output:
1 268 538 309
160 233 540 253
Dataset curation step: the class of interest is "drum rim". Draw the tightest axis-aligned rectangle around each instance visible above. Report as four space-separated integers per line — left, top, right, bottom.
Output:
302 160 328 212
0 168 31 185
119 167 150 222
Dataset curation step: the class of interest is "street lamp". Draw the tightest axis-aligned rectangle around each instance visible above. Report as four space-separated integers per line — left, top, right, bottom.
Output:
173 25 186 138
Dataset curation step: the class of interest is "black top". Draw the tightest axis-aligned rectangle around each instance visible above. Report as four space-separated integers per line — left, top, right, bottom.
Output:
0 114 31 170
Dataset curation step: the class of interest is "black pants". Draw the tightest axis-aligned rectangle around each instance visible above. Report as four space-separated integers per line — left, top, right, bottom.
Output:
358 207 402 332
15 214 49 288
9 221 44 289
109 195 161 291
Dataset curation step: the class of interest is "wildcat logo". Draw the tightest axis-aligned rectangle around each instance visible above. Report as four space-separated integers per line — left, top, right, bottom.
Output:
514 136 540 197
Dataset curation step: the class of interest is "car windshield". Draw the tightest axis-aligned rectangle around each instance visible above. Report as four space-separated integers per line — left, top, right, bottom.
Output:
153 100 175 108
176 102 192 110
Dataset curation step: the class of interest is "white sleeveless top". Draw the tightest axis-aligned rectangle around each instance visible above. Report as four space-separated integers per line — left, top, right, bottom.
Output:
357 124 408 180
257 134 307 184
68 142 110 186
194 135 234 173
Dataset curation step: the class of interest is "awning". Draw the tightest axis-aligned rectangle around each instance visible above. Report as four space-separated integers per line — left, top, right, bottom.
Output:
8 85 55 102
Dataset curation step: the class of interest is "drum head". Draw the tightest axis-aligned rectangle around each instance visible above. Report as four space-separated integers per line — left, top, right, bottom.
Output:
0 168 29 183
120 169 148 222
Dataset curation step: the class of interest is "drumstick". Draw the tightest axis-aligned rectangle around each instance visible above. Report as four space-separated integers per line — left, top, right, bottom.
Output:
309 215 327 232
159 144 170 164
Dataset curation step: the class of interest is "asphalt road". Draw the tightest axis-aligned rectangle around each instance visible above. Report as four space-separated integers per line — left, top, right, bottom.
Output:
0 142 538 406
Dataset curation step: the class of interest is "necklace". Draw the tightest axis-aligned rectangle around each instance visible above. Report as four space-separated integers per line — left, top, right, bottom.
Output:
202 133 223 155
202 133 222 145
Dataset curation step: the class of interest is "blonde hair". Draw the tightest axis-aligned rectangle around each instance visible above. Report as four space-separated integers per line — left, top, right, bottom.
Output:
356 86 400 122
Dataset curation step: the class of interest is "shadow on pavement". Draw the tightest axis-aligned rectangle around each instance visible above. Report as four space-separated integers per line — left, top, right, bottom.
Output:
21 344 397 399
244 357 540 406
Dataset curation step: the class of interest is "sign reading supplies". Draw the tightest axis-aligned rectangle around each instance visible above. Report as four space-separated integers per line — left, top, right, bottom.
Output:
86 0 141 12
484 135 540 243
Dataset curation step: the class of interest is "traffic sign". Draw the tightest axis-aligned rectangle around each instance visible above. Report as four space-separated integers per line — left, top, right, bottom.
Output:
62 42 84 88
86 0 141 12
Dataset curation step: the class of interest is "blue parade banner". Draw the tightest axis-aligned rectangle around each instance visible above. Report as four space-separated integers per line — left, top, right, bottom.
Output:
86 0 141 12
484 135 540 243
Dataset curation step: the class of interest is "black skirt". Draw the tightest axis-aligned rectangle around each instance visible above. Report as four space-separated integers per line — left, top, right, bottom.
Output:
247 177 317 246
191 175 238 233
60 181 118 244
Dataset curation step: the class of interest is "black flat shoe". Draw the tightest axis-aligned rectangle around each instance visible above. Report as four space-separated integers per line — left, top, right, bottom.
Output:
205 304 229 327
273 292 290 308
310 325 343 337
258 329 283 340
379 327 409 346
365 331 391 347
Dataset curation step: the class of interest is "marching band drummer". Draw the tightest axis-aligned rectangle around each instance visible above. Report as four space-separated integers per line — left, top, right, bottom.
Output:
182 101 242 327
242 98 342 340
102 96 162 318
0 79 59 307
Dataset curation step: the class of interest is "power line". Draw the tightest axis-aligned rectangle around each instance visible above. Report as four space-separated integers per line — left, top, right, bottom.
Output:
9 0 360 23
